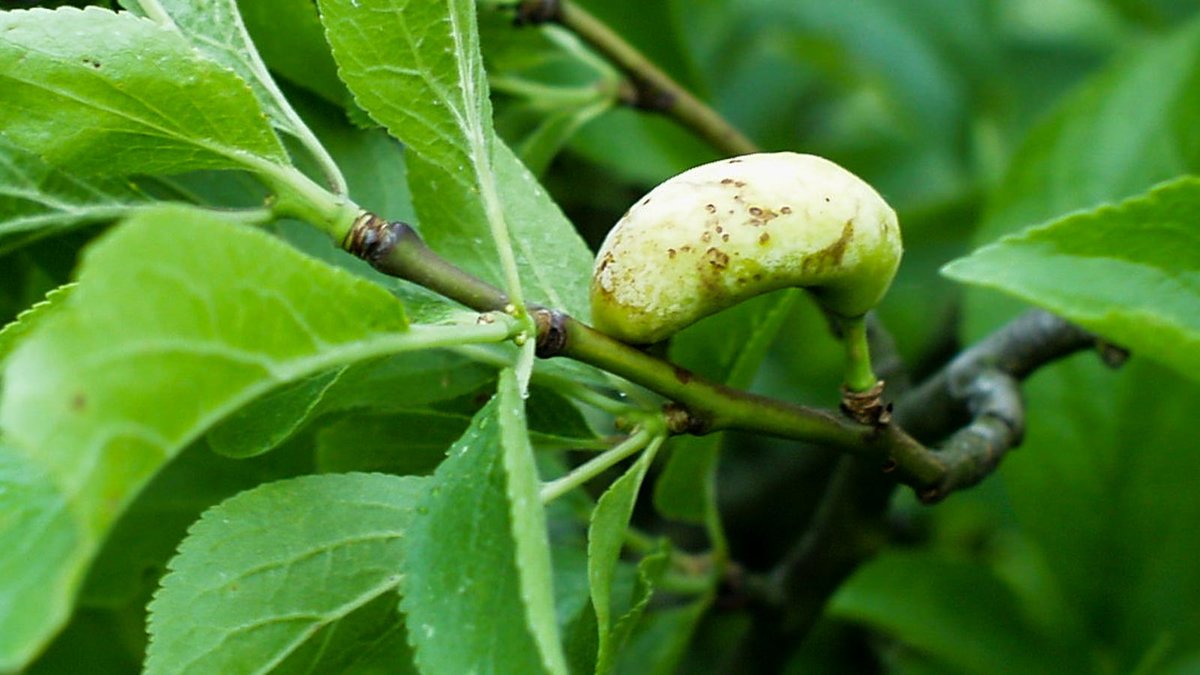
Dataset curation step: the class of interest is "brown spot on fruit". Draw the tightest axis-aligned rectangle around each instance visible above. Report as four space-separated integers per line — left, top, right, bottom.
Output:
720 178 734 185
825 220 855 264
759 232 770 244
667 248 676 258
750 206 780 222
800 220 855 273
71 393 86 411
705 247 730 269
781 206 792 214
705 204 717 213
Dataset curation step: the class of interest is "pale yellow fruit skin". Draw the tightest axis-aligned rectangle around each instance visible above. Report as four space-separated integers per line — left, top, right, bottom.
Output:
590 152 902 343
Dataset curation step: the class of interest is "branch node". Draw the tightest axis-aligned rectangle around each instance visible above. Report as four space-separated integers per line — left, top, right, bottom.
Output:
513 0 561 25
663 402 709 435
716 561 750 611
919 486 944 504
839 381 890 426
533 308 568 358
1097 340 1131 368
342 211 401 266
618 78 677 112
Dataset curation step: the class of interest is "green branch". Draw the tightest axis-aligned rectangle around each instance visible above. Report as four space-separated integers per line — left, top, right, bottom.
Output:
342 214 948 490
279 197 1093 503
512 0 759 157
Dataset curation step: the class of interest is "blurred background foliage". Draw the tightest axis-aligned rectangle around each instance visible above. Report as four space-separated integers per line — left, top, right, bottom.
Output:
4 0 1200 672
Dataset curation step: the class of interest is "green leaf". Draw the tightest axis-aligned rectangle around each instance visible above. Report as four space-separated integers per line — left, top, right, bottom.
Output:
671 290 803 389
613 598 709 675
604 545 670 675
655 292 800 523
0 283 72 367
315 388 600 476
238 0 349 107
136 0 283 127
768 0 967 141
328 352 496 410
554 546 601 675
0 437 81 671
567 107 718 187
315 410 470 475
318 0 514 278
945 176 1200 382
141 0 309 140
0 205 512 669
145 473 425 674
401 374 568 675
206 369 343 459
269 590 417 675
507 101 612 177
589 441 661 674
496 370 569 674
318 0 490 180
479 8 617 176
291 94 414 222
0 7 287 176
958 15 1200 670
651 436 717 525
524 384 600 448
581 0 701 84
206 351 495 458
1000 359 1200 666
1164 650 1200 675
406 140 594 318
0 140 150 253
829 551 1084 674
25 607 144 675
318 0 594 317
80 438 313 610
968 16 1200 324
490 141 593 319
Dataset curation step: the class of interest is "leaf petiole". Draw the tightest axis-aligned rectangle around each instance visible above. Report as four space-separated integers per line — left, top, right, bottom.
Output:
251 159 360 240
540 424 665 503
